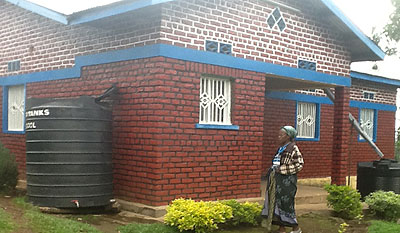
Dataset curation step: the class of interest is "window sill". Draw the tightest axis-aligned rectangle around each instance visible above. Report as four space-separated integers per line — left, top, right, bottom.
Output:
3 130 25 134
195 124 239 130
358 138 376 143
296 137 320 142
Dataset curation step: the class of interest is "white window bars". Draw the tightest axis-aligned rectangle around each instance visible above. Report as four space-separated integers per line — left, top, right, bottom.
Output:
296 102 316 138
359 108 374 140
8 85 25 131
199 76 231 125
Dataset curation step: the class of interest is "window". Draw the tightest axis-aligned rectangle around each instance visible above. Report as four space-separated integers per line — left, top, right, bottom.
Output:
359 108 376 141
296 102 319 140
363 91 375 100
4 85 25 132
199 76 231 125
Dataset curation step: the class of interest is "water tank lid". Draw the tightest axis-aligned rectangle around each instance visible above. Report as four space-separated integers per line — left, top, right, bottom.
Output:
373 159 400 169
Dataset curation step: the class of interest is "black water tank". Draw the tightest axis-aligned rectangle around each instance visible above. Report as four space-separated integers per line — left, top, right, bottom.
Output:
374 159 400 194
25 96 113 208
357 161 376 199
357 159 400 199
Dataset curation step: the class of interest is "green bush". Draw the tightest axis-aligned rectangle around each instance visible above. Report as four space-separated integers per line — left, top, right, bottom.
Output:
221 199 262 226
365 190 400 221
324 184 362 219
0 142 18 192
164 198 233 233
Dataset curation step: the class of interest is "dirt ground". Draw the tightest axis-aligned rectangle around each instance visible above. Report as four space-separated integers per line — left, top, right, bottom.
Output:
0 194 370 233
0 193 124 233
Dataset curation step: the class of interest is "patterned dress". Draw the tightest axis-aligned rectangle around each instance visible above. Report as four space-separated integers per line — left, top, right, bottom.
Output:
261 142 304 228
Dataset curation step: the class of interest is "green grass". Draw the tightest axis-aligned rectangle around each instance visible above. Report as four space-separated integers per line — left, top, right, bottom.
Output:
118 223 181 233
25 210 102 233
368 220 400 233
0 208 15 233
13 197 102 233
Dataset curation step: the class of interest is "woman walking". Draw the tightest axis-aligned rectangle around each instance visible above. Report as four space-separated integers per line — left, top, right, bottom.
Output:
262 126 304 233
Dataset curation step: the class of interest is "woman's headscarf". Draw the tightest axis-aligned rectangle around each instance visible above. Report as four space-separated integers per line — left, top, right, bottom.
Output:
281 126 297 140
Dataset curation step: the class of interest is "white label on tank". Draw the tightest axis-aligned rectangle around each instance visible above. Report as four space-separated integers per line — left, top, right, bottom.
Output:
26 109 50 117
26 122 36 129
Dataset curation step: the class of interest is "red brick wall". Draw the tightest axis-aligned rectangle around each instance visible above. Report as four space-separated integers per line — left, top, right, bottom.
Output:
1 0 351 78
0 1 163 76
351 79 397 105
1 57 265 206
262 97 396 179
161 0 351 76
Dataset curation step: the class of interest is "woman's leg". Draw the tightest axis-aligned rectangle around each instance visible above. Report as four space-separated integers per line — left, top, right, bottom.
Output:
278 225 286 232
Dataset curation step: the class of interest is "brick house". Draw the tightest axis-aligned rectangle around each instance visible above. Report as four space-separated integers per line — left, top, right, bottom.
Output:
1 0 399 207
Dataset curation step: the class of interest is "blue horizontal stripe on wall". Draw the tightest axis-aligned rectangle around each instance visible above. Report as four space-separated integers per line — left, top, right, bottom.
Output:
350 100 397 112
266 91 397 112
351 71 400 86
0 44 350 87
158 45 351 87
266 91 333 104
195 124 239 130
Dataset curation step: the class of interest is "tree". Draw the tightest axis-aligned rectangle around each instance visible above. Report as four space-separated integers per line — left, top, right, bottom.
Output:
373 0 400 56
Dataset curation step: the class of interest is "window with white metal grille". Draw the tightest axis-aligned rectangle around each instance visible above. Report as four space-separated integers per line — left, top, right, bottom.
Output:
359 108 375 140
199 76 231 125
296 102 316 138
8 85 25 131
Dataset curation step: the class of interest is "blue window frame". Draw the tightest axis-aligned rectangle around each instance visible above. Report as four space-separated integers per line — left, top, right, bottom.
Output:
295 101 320 141
2 85 26 134
358 108 378 142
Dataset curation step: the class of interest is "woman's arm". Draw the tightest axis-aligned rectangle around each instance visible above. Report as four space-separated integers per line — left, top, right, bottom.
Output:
276 145 304 175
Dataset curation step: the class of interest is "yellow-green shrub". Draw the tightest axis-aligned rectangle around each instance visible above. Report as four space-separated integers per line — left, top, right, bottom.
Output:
221 200 262 226
164 198 233 233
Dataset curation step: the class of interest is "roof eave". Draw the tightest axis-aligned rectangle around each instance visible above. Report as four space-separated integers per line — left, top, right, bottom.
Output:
68 0 175 25
5 0 175 25
320 0 385 62
5 0 68 24
351 71 400 87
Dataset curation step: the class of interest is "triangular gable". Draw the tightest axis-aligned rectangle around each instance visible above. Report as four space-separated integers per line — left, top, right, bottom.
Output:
5 0 385 62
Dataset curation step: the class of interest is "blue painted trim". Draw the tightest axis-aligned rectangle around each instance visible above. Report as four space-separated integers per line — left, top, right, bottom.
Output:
266 91 397 112
357 108 377 142
69 0 174 25
351 71 400 87
0 44 350 88
2 84 26 134
374 110 378 142
295 101 321 141
266 91 333 104
5 0 174 25
195 124 239 130
159 45 351 87
5 0 68 24
2 87 8 133
321 0 385 60
350 101 397 112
